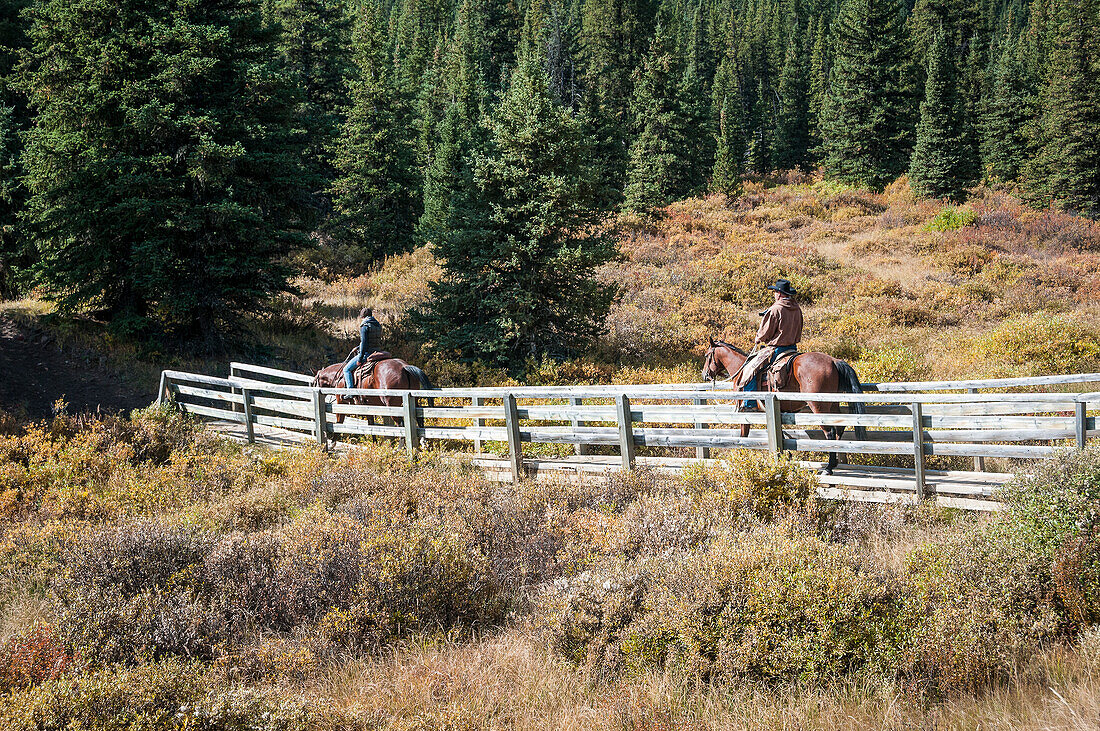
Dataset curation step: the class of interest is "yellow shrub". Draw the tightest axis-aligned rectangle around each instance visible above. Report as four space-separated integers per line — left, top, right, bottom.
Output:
969 313 1100 375
854 345 932 383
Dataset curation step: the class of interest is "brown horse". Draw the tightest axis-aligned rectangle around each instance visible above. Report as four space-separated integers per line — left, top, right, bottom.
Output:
701 338 865 473
313 352 434 437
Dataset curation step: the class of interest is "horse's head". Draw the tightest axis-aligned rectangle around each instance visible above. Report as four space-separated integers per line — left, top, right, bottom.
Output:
313 363 342 389
702 337 719 382
703 337 748 382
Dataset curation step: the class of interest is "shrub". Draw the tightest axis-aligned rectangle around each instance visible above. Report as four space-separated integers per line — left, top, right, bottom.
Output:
926 206 978 232
999 446 1100 625
853 345 931 384
0 623 75 693
969 312 1100 375
701 451 817 521
318 511 503 650
544 528 899 682
900 527 1063 693
0 659 329 730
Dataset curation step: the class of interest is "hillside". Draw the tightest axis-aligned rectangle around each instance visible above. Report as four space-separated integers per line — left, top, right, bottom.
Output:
292 175 1100 386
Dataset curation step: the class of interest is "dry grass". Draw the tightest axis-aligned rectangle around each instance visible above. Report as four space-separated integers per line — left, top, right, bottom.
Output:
295 632 1100 730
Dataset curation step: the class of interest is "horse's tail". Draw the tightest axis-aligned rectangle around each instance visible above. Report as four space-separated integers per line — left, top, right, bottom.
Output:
403 365 436 407
835 360 866 440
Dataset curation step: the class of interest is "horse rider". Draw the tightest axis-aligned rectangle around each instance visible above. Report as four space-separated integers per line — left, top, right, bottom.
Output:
739 279 803 409
343 307 382 389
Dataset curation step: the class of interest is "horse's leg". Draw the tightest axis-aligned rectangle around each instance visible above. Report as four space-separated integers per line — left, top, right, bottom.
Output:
805 399 842 474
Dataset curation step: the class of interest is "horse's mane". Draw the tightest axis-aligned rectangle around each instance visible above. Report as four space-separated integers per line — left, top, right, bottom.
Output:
713 339 748 357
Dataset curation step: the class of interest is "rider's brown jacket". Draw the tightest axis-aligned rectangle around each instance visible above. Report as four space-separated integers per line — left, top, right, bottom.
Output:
755 296 803 347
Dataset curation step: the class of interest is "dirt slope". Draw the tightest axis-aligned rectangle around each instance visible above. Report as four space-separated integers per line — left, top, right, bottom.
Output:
0 315 148 418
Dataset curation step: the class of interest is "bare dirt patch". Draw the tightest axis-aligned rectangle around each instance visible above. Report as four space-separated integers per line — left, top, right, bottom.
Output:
0 315 148 418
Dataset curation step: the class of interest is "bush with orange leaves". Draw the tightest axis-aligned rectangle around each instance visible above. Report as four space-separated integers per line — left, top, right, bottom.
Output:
0 623 75 693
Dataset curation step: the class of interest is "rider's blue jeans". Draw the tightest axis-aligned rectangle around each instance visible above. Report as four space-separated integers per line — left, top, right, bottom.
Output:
343 349 376 388
742 345 796 410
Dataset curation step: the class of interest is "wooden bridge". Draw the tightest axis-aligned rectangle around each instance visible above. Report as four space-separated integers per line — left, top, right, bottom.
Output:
157 364 1100 512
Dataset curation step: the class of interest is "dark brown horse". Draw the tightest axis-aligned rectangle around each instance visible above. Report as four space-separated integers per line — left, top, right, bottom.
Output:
313 352 434 435
701 338 865 473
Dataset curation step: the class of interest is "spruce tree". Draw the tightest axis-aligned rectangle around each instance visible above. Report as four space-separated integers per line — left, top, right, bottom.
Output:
413 58 618 368
774 30 811 170
18 0 310 339
327 0 420 267
267 0 352 217
679 3 715 193
710 50 744 196
418 0 492 240
807 16 830 158
623 20 690 210
909 30 974 200
1028 0 1100 214
981 37 1035 182
577 0 655 202
0 0 29 298
821 0 913 189
0 103 18 298
392 0 452 92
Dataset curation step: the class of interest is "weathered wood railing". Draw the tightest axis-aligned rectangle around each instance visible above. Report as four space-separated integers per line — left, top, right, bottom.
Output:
157 366 1100 511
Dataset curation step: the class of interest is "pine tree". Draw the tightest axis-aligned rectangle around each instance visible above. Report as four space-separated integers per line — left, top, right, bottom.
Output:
774 29 811 170
623 19 690 210
821 0 913 189
1027 0 1100 214
413 58 618 368
981 36 1035 182
909 30 974 200
19 0 311 339
327 0 420 267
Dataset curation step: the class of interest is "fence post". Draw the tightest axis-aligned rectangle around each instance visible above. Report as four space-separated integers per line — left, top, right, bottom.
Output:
242 388 255 444
312 389 326 449
504 393 523 482
157 372 168 407
403 392 418 459
616 393 636 470
571 397 590 456
912 401 926 501
764 395 783 455
967 388 985 471
473 396 485 453
693 396 710 460
1077 401 1087 449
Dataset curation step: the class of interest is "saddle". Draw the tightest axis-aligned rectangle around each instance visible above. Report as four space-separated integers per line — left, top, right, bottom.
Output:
350 351 392 387
766 351 799 391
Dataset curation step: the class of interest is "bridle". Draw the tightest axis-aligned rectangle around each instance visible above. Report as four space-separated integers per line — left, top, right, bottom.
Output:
704 341 754 384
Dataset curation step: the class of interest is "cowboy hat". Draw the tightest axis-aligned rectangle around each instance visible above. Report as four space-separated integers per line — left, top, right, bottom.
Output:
766 279 798 297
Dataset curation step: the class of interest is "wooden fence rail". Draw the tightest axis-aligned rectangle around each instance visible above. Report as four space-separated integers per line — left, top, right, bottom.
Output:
158 365 1100 512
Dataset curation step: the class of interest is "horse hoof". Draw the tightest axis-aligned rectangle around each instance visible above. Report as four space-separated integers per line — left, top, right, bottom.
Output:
819 467 833 476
